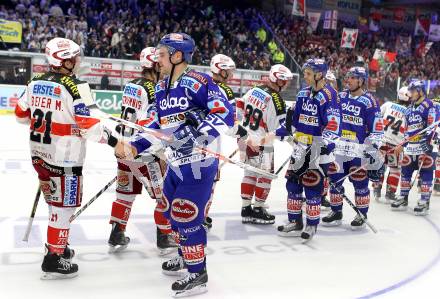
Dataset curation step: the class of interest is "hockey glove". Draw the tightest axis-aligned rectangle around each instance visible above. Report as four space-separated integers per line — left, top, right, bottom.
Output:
286 143 311 180
368 163 385 183
421 142 433 153
171 125 205 156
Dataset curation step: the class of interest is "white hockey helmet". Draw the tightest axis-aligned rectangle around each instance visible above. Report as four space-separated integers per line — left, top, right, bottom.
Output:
140 47 158 69
210 54 236 74
326 71 336 81
269 64 293 83
45 37 81 67
398 86 410 102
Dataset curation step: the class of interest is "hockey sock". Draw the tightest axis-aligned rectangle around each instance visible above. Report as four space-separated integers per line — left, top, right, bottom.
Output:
109 193 136 231
179 225 207 273
47 206 75 254
355 187 370 215
287 194 303 222
241 175 256 206
386 167 400 193
254 177 272 207
305 197 321 226
420 181 433 202
329 193 343 212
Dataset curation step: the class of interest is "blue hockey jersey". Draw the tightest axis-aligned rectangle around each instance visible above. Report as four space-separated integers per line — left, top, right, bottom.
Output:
131 69 234 166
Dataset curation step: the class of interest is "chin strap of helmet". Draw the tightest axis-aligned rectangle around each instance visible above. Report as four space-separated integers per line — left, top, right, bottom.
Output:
219 70 229 82
165 49 186 99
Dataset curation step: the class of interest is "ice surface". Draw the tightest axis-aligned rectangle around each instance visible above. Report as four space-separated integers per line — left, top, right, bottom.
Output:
1 115 440 299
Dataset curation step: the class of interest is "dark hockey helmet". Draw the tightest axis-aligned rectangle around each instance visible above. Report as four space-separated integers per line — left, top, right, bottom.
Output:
302 58 328 76
158 33 195 63
408 80 426 95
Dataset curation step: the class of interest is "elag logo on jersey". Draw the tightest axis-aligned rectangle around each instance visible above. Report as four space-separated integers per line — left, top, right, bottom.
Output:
63 176 79 206
301 102 318 115
342 103 361 116
159 97 189 110
171 199 198 222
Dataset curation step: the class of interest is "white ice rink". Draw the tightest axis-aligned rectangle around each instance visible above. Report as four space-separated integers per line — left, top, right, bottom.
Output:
1 115 440 299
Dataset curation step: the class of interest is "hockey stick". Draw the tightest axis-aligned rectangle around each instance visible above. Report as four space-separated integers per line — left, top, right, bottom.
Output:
275 155 291 175
22 187 41 242
87 104 278 179
70 176 117 222
219 148 238 169
328 181 378 233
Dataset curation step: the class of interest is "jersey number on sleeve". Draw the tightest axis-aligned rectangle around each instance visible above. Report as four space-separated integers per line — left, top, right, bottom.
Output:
242 104 263 131
384 115 402 135
30 108 52 144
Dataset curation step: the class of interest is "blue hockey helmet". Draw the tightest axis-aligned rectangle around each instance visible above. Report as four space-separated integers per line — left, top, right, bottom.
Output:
408 80 426 95
158 33 195 63
302 58 328 76
346 66 368 83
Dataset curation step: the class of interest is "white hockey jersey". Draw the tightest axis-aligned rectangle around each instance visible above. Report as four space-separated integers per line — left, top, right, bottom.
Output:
237 85 286 144
116 77 156 138
380 101 407 146
15 72 114 167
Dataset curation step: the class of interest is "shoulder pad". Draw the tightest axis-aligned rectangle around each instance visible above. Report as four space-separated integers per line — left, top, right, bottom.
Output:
297 87 311 98
422 100 431 109
29 73 43 84
155 80 166 93
218 82 234 101
60 75 82 99
270 92 286 116
185 70 209 85
143 80 156 103
357 95 373 109
321 87 333 100
180 76 204 93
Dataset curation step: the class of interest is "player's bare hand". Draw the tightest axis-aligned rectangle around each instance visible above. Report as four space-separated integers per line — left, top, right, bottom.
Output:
115 141 137 160
261 132 276 146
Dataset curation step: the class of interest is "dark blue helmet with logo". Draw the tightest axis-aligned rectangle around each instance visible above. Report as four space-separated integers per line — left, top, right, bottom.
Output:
158 33 195 63
302 58 328 76
408 80 426 95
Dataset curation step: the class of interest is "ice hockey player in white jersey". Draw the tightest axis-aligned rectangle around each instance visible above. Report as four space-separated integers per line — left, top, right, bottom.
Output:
203 54 236 230
374 86 409 203
237 64 292 225
14 37 123 279
107 47 176 255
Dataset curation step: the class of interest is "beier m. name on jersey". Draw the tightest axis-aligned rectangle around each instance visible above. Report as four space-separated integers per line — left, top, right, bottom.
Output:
31 83 63 110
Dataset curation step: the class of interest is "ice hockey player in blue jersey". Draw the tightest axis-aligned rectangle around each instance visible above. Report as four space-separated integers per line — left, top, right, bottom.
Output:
275 58 341 241
391 80 438 216
116 33 234 297
322 66 384 230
